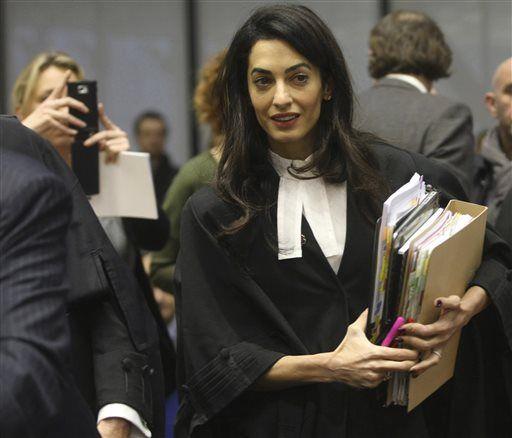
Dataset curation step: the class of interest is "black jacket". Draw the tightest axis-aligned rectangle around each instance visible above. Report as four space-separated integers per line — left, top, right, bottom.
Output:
496 189 512 247
122 214 177 395
0 116 165 437
0 149 98 437
175 143 512 437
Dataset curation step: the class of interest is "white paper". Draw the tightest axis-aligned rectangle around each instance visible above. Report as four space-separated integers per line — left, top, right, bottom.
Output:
89 151 157 219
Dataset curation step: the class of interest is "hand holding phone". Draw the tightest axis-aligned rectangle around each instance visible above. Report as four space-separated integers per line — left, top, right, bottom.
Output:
84 103 130 164
22 71 89 163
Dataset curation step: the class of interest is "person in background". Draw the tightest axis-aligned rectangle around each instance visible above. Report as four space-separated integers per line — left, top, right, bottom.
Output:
0 148 97 437
134 111 179 205
150 50 226 297
495 188 512 246
357 10 475 194
473 58 512 224
12 51 128 165
11 51 166 438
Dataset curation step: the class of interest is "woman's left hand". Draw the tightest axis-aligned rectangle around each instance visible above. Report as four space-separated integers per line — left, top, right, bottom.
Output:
84 103 129 163
398 286 490 377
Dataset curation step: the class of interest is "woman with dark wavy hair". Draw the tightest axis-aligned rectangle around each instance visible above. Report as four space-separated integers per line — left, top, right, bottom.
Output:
174 5 512 437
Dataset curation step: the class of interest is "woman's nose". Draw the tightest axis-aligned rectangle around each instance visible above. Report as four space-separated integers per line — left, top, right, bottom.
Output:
272 82 292 108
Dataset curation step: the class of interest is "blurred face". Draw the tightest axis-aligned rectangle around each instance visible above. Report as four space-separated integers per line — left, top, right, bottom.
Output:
136 118 167 156
247 39 331 159
25 65 78 116
485 58 512 137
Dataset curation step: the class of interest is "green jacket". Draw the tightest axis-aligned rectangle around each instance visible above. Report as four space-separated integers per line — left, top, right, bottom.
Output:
150 149 217 292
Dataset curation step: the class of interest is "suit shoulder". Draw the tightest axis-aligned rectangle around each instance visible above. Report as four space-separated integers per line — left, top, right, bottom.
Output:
1 150 69 208
359 86 470 113
421 93 471 115
1 149 63 188
0 115 49 155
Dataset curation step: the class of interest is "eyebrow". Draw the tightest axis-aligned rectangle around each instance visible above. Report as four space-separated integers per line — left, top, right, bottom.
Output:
250 62 312 76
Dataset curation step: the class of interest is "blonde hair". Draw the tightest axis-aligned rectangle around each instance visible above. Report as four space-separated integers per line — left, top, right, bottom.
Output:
12 51 84 117
193 49 226 148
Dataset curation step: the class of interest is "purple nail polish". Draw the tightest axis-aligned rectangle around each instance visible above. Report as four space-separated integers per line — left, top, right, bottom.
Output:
435 300 442 307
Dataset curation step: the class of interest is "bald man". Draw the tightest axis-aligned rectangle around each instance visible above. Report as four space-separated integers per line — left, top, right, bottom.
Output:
475 58 512 224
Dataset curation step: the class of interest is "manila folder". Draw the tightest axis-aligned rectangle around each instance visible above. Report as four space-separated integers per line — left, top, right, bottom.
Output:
408 200 487 411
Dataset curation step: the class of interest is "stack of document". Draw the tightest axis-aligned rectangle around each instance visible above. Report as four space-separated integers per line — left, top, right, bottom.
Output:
366 175 488 410
368 173 427 344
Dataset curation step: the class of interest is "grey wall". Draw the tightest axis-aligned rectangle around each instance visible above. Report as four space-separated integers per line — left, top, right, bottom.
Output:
4 0 189 164
3 0 511 160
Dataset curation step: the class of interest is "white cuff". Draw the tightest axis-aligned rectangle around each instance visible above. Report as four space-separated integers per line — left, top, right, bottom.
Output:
97 403 151 438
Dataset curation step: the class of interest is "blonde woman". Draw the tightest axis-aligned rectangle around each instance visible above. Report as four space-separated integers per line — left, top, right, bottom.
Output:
12 51 128 164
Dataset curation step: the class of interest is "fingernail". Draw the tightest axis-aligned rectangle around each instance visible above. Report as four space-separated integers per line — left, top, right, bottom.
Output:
398 328 405 334
435 300 442 307
395 337 403 342
410 372 418 378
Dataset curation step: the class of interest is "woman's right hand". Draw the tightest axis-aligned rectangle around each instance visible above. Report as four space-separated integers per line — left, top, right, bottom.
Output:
22 70 89 152
326 309 418 389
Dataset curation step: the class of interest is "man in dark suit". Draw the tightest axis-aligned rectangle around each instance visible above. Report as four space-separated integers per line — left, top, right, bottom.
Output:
357 10 474 194
0 115 166 437
0 149 98 437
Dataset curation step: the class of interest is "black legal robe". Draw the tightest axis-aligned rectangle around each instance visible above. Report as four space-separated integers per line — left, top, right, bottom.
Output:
175 142 512 437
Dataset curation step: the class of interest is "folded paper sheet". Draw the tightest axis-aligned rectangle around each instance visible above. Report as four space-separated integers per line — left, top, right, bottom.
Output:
406 200 487 411
89 151 157 219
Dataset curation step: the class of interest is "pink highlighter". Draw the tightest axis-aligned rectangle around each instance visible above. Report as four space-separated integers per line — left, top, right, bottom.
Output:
380 316 405 347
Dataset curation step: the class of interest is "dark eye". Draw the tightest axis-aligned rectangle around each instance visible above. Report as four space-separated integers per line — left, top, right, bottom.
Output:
254 76 272 87
293 73 309 85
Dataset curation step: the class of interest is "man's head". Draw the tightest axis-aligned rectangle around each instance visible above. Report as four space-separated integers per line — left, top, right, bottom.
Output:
368 10 452 81
485 58 512 136
133 111 168 156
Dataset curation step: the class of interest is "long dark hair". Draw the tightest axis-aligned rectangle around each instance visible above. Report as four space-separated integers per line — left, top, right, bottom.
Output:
215 4 385 234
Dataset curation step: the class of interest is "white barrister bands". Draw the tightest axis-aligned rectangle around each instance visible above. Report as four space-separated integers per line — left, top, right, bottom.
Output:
269 149 347 273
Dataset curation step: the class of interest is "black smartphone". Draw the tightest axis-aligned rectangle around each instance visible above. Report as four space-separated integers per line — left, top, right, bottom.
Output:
68 80 99 196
